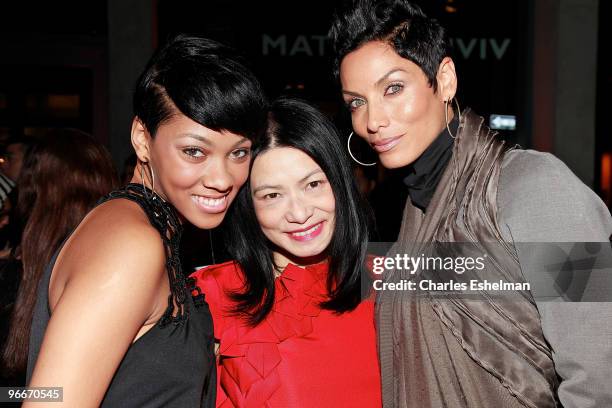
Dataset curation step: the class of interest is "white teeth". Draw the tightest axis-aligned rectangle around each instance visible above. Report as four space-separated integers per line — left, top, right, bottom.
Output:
194 195 226 207
291 223 321 237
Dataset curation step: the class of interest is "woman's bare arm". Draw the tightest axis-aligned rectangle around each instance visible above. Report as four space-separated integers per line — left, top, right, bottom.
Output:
24 201 167 407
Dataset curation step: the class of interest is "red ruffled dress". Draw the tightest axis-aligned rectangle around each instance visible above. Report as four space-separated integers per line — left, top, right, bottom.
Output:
190 261 382 408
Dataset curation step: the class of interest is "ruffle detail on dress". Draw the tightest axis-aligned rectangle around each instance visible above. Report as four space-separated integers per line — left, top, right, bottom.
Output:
217 262 328 408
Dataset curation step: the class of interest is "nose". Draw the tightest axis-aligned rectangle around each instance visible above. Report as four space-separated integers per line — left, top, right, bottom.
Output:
202 159 233 193
285 196 313 224
366 101 390 134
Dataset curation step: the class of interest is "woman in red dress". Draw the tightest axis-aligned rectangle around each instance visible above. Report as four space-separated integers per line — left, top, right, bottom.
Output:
191 97 381 407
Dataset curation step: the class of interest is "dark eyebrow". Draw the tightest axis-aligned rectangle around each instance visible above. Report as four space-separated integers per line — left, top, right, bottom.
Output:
179 134 250 148
252 169 323 194
232 137 250 148
342 67 407 97
179 133 212 145
252 184 281 194
341 89 362 98
375 68 406 86
299 169 324 183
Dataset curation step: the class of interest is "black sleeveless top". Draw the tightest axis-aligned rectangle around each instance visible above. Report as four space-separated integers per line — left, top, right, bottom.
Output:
27 184 216 407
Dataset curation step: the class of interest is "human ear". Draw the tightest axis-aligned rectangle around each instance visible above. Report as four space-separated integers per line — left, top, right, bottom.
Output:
130 117 152 162
436 57 458 102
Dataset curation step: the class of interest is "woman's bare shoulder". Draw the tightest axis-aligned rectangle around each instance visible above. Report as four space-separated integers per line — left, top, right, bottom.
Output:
56 198 167 285
29 198 172 405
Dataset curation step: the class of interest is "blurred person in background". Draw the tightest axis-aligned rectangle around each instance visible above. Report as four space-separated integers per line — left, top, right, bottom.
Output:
0 136 28 255
1 128 118 386
0 172 15 236
0 135 35 183
0 138 33 375
0 171 18 386
23 35 267 407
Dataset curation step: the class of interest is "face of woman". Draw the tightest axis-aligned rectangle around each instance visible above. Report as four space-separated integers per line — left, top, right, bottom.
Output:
340 40 455 169
132 113 252 229
250 147 336 266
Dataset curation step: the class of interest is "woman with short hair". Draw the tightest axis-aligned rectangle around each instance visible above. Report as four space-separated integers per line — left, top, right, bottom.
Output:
330 1 612 407
23 35 267 407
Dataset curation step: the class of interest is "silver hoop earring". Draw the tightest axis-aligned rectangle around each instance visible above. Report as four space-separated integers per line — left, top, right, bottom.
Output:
140 161 157 200
347 132 376 167
444 97 462 139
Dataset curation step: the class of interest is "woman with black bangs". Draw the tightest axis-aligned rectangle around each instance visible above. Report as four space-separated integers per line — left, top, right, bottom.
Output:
24 35 267 407
191 97 382 407
329 1 612 407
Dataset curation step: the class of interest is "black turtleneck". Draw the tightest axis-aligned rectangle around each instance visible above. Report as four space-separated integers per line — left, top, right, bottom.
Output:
403 116 459 211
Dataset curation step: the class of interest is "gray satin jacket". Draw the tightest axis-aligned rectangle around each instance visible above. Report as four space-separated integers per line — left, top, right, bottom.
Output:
377 147 612 408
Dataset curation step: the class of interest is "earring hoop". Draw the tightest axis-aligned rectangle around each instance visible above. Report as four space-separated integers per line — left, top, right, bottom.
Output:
139 160 157 200
347 132 377 167
444 97 462 139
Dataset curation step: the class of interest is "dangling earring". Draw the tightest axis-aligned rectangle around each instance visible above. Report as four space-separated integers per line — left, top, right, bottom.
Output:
444 97 462 139
347 132 377 167
139 160 157 200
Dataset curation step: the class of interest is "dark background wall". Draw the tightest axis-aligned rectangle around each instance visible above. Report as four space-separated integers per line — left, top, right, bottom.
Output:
0 0 608 205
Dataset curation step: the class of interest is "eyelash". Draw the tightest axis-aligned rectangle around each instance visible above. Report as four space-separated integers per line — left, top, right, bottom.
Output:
348 98 365 111
307 180 324 189
347 83 404 111
260 180 325 200
230 148 250 160
182 147 205 158
182 147 251 160
385 83 403 95
263 192 279 200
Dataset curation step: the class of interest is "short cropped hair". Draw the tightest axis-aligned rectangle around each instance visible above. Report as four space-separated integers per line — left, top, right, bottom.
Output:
133 34 267 139
329 0 451 92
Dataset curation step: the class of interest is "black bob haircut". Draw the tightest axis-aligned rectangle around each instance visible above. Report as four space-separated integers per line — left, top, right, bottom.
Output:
225 97 373 325
133 34 267 139
329 0 452 92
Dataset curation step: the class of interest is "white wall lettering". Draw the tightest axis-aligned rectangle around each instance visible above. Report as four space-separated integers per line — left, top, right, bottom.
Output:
262 35 512 60
262 34 287 55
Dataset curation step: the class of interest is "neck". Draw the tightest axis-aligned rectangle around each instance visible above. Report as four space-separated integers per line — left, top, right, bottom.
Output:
402 116 457 211
272 249 328 275
130 163 168 202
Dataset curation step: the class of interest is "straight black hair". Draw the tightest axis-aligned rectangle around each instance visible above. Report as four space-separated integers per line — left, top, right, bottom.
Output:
225 97 372 325
329 0 451 92
133 34 267 139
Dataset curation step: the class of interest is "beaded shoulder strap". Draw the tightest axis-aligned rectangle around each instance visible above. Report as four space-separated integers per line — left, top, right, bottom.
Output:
97 183 188 326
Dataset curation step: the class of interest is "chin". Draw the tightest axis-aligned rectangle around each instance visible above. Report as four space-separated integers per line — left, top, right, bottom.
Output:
188 213 226 230
379 154 417 169
286 250 328 266
292 249 322 259
290 240 331 259
377 139 427 168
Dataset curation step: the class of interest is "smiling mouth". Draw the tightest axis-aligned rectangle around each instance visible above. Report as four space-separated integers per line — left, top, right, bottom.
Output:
371 135 403 153
191 194 229 214
286 221 325 242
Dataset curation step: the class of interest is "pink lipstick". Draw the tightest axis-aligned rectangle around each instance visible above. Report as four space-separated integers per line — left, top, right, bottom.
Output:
286 221 325 242
371 135 403 153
